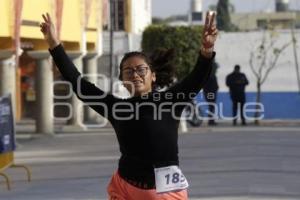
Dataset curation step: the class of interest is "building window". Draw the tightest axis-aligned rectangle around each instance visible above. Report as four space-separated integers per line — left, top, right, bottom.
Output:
192 12 202 21
257 19 268 29
114 0 125 31
103 0 125 31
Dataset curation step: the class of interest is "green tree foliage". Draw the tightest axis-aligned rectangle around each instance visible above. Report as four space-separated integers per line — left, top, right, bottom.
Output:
142 25 203 80
216 0 232 31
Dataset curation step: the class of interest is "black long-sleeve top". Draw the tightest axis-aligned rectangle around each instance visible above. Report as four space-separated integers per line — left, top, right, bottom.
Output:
49 44 215 188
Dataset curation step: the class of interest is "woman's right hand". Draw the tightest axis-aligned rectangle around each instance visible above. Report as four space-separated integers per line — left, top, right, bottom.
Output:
40 13 60 49
200 11 218 58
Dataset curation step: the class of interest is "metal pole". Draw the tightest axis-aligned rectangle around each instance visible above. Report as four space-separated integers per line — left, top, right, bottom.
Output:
109 0 114 93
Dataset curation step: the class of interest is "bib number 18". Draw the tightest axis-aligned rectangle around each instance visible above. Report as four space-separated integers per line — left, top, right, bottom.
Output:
154 165 189 193
165 172 185 185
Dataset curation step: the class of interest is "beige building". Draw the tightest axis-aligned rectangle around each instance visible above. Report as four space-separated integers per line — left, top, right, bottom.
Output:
231 11 300 31
0 0 152 134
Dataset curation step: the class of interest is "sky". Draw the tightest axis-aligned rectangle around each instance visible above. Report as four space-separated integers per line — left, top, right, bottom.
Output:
152 0 300 18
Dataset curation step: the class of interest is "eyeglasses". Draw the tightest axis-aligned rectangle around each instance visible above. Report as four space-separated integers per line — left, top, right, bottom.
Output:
122 66 149 78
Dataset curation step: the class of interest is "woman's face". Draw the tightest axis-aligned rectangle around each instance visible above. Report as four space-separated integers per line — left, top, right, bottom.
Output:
121 56 156 96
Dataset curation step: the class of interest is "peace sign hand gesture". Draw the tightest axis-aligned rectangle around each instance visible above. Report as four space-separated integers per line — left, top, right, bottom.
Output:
201 12 218 58
40 13 60 49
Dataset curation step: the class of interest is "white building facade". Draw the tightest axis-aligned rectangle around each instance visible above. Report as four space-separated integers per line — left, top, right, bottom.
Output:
130 0 152 34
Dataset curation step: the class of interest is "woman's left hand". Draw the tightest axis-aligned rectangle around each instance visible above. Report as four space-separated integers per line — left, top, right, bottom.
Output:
201 11 218 58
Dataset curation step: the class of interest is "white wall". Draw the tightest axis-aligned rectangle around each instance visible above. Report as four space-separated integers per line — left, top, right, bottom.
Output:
214 30 300 92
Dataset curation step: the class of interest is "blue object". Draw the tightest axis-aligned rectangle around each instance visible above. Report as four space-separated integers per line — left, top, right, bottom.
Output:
196 92 300 119
0 94 16 153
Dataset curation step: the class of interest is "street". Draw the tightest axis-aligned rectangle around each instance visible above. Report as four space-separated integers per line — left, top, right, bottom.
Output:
1 125 300 200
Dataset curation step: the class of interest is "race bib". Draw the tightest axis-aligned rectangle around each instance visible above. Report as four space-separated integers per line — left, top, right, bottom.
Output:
154 165 189 193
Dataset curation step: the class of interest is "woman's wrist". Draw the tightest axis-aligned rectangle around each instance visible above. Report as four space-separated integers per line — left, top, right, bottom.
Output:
49 39 60 50
200 46 214 58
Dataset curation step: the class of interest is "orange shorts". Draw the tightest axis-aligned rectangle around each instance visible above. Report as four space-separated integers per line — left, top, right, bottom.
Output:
107 171 188 200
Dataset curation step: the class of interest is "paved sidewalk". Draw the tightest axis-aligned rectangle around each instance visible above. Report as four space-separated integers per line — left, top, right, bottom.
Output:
1 125 300 199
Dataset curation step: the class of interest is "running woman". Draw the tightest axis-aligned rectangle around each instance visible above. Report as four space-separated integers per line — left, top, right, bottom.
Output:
40 11 218 200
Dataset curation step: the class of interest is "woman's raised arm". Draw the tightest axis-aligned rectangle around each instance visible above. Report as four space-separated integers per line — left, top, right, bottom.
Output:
40 13 116 119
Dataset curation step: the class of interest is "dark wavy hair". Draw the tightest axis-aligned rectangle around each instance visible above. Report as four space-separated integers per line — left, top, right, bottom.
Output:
119 48 176 89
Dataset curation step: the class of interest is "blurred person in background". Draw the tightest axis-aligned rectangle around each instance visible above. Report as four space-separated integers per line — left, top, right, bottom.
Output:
203 61 219 126
226 65 249 126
